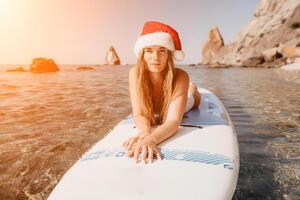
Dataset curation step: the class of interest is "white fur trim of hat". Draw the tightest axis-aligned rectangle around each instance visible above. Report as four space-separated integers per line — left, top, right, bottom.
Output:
134 32 185 62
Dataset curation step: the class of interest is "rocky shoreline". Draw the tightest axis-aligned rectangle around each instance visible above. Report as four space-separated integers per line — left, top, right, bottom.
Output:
202 0 300 70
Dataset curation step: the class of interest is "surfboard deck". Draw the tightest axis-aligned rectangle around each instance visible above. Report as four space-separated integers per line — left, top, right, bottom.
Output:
48 88 240 200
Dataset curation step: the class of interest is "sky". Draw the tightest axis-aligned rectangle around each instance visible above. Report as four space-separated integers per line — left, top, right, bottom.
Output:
0 0 259 65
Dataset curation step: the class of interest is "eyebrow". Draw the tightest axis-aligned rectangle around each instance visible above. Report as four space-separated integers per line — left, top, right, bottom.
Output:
144 47 166 50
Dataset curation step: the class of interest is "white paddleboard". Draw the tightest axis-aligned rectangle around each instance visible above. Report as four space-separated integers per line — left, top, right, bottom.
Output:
48 88 240 200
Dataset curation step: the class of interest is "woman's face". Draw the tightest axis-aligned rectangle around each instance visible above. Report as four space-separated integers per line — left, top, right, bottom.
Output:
143 45 169 73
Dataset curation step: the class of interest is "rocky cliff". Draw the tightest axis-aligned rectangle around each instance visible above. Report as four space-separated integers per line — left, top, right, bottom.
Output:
202 0 300 68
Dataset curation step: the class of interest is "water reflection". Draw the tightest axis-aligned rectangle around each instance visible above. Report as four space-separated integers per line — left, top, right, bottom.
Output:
0 65 299 199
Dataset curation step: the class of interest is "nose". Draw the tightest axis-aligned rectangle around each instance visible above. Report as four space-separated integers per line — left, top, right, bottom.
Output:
152 51 159 60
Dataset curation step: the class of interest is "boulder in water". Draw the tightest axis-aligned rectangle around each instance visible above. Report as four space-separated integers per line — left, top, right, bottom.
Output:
6 66 27 72
77 66 96 71
30 58 60 73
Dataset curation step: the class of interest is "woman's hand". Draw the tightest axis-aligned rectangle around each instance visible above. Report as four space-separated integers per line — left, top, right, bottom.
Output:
127 136 162 164
122 131 149 151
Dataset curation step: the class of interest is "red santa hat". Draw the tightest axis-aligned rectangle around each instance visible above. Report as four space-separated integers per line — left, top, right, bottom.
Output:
134 21 185 62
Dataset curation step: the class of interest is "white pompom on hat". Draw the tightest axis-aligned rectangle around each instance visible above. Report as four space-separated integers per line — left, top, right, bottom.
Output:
134 21 185 62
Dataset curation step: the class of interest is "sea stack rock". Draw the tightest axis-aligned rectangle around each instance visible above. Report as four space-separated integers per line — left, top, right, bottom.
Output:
201 0 300 68
30 58 60 73
104 46 121 65
202 27 224 65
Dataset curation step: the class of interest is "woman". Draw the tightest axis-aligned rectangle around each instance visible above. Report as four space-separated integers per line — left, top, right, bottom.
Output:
122 21 201 164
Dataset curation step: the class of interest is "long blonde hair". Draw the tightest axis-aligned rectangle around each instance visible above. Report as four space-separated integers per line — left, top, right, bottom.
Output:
136 50 176 126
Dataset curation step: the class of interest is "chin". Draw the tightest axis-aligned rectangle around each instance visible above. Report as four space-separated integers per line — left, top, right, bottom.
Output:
148 65 165 73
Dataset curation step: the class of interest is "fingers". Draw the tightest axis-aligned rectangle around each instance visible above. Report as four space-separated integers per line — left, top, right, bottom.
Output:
125 138 162 164
134 145 141 163
148 147 153 163
123 137 138 150
137 136 144 143
156 149 162 160
126 143 138 157
123 134 146 151
122 137 132 149
127 137 138 150
127 148 134 157
128 146 162 164
122 138 129 148
145 146 162 163
142 146 147 163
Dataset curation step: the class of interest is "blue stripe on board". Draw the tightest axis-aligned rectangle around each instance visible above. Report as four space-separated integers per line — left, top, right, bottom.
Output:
80 148 234 170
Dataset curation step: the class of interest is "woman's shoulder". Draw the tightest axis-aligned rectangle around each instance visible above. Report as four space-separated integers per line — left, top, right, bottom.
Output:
129 65 138 73
129 66 138 78
175 68 189 82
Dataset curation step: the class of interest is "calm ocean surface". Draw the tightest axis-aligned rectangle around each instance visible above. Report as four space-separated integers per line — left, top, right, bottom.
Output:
0 65 299 199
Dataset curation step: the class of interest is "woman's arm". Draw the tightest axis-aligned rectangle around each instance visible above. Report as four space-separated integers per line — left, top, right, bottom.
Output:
128 67 152 134
145 69 189 144
123 67 153 151
128 69 189 163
